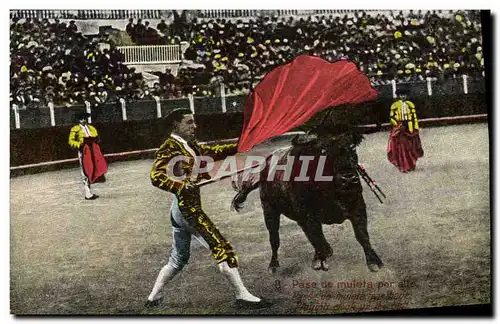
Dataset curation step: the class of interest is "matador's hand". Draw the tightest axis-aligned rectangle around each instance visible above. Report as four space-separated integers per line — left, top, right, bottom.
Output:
183 181 197 191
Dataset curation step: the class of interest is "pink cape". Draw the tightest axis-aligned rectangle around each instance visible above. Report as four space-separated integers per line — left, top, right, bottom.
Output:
238 55 378 152
82 142 108 184
387 127 424 172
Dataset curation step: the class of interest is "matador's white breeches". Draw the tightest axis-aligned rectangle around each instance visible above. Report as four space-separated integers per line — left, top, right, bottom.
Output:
78 151 92 198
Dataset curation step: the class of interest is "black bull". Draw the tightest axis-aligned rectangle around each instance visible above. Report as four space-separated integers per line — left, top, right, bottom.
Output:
231 131 383 272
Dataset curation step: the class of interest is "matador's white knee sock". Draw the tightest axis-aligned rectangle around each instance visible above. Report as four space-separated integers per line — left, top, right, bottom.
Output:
148 264 181 301
84 184 93 198
218 262 260 302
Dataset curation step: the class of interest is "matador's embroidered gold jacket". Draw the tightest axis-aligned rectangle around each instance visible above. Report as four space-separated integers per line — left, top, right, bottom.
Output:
151 135 238 194
389 99 420 133
68 124 99 150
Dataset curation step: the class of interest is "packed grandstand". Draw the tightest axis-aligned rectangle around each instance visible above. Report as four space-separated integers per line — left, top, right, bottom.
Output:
10 9 484 109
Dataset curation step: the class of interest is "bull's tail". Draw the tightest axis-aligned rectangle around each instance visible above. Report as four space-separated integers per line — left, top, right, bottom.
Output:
231 174 260 212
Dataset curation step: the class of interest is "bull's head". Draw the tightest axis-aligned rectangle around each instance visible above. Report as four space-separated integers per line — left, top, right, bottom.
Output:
290 126 361 183
291 124 359 157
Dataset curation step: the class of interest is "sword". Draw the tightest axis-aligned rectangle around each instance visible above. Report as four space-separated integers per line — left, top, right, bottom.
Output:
197 163 261 187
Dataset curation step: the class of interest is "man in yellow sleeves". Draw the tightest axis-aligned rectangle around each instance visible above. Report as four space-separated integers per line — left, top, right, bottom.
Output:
68 112 107 200
387 89 424 173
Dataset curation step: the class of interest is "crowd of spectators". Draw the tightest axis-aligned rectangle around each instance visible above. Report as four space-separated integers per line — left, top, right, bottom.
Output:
10 10 484 108
130 9 485 98
179 9 484 93
125 18 183 46
10 16 154 108
150 65 252 98
124 10 190 45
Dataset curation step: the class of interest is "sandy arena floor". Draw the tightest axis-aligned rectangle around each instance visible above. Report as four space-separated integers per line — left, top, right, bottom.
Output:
10 124 490 315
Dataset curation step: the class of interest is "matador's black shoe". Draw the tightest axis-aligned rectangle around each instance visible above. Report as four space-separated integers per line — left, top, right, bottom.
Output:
145 296 164 308
95 175 106 183
85 194 99 200
235 298 273 310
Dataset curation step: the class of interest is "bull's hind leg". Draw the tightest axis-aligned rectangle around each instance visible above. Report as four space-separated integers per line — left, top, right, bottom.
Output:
262 203 281 274
297 216 333 271
350 199 383 272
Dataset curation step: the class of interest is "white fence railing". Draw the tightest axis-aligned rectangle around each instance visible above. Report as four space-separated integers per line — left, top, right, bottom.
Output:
117 45 181 64
9 75 485 130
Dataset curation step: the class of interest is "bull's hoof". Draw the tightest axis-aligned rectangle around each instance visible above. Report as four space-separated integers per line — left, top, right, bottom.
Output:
366 250 383 272
364 248 384 272
312 259 329 271
268 260 279 274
